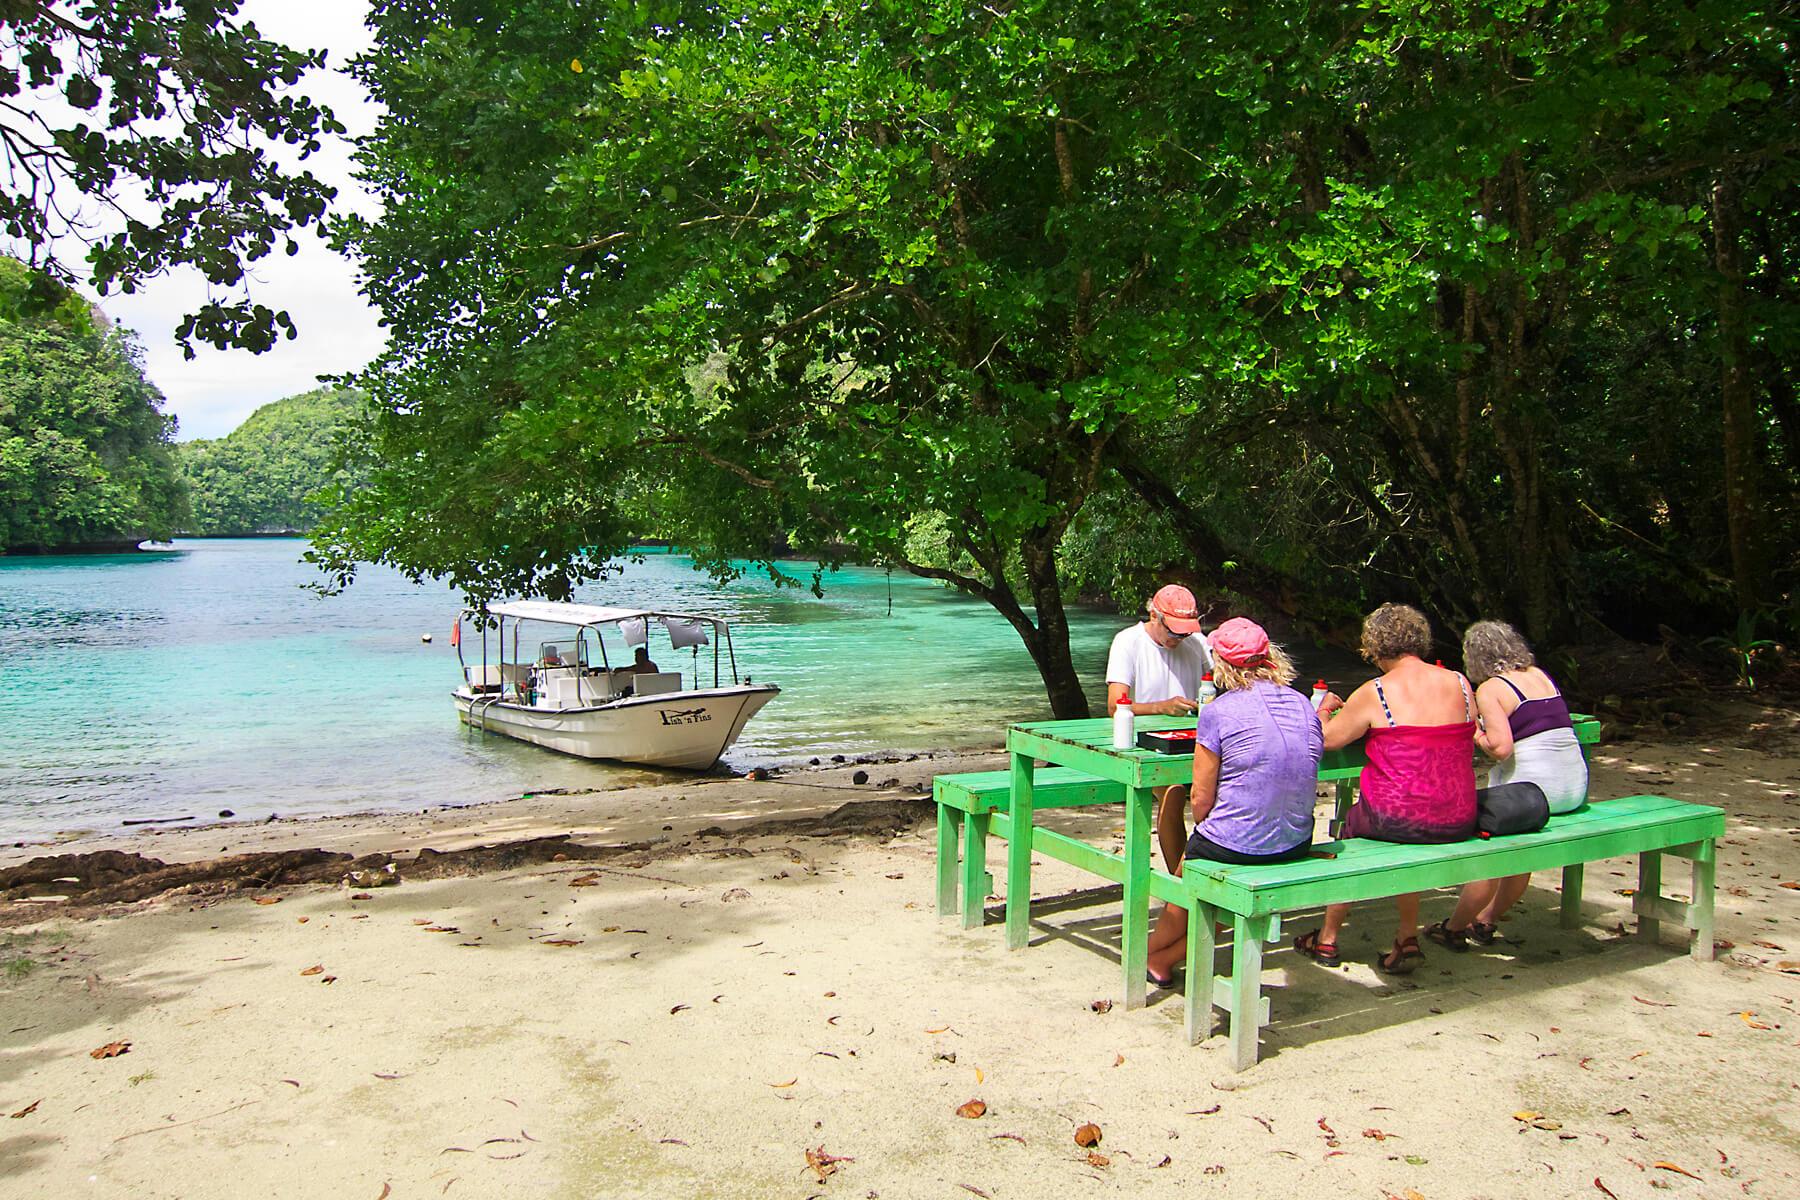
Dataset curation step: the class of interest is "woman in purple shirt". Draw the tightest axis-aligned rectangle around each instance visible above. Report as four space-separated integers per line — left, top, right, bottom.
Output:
1146 618 1323 987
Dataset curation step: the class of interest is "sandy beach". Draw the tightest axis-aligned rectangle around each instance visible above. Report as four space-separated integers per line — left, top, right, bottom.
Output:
4 705 1800 1200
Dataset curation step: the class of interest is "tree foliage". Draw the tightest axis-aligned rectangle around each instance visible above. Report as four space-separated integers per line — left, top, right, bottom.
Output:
320 1 1799 712
0 256 184 549
0 1 343 354
175 386 363 534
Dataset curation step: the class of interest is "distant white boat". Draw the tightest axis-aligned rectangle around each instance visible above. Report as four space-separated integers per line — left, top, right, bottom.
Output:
451 600 778 770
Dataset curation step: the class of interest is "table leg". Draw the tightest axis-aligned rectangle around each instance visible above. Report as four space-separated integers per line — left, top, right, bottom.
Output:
1228 913 1269 1071
936 804 960 918
1559 863 1584 929
1186 900 1216 1045
960 812 990 930
1636 851 1663 944
1690 840 1716 962
1122 785 1153 1009
1005 751 1036 950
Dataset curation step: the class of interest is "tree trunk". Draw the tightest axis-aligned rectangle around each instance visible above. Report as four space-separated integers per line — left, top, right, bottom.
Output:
1713 174 1766 611
1019 527 1090 719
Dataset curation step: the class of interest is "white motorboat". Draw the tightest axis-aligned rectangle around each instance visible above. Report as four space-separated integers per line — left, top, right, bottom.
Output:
451 600 778 770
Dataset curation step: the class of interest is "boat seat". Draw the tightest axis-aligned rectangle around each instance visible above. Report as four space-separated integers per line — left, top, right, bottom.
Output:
633 671 682 697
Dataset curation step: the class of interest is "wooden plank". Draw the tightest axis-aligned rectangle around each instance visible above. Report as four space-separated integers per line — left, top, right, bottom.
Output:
1005 751 1035 950
1228 914 1271 1070
959 811 990 929
936 768 1126 814
1122 786 1153 1010
1637 851 1663 943
1690 841 1716 962
1186 901 1216 1045
1559 862 1584 928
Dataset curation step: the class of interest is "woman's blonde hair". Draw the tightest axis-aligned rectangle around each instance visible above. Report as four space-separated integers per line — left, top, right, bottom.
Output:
1461 620 1535 685
1211 641 1297 691
1360 602 1433 663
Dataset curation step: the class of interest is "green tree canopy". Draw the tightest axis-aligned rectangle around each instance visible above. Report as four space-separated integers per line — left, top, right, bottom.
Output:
0 256 184 549
175 386 364 535
0 1 343 354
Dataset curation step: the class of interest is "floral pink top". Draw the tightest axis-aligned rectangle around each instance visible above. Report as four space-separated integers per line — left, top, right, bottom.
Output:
1341 676 1478 843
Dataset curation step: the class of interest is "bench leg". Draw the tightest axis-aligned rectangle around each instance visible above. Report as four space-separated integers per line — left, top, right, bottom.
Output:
1227 913 1271 1071
1122 785 1154 1010
1185 900 1216 1045
959 812 991 929
1559 862 1585 929
1004 752 1035 950
1330 780 1355 838
1689 840 1716 962
936 804 960 918
1636 851 1663 944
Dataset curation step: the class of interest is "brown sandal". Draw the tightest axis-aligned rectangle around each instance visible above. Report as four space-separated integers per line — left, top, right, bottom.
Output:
1425 920 1470 952
1293 928 1341 968
1376 936 1425 975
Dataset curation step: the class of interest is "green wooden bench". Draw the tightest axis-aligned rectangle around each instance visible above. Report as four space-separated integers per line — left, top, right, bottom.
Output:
1152 794 1724 1068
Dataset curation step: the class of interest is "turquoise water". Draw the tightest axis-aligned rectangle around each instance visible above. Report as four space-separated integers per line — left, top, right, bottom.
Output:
0 539 1128 837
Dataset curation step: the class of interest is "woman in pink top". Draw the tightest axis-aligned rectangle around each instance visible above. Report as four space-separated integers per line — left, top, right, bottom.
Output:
1294 604 1478 974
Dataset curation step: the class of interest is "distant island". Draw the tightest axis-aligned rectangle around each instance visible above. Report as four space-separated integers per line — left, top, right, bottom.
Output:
175 387 363 536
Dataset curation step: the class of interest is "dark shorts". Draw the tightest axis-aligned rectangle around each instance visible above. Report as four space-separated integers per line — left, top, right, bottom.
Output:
1184 829 1313 865
1339 801 1475 845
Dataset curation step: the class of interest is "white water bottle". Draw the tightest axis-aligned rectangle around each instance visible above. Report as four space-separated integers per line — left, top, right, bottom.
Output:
1311 679 1329 710
1198 672 1217 706
1112 696 1135 750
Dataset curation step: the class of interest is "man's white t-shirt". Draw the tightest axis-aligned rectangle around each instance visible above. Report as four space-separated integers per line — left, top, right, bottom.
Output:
1105 622 1213 705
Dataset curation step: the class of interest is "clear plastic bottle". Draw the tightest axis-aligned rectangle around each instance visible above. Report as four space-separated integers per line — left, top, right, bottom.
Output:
1311 679 1329 710
1198 672 1217 705
1112 695 1135 749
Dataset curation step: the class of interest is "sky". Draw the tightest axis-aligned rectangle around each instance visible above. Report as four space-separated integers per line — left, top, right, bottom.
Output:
94 1 387 441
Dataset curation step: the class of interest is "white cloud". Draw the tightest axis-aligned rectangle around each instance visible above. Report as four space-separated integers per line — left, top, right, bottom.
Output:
95 1 388 441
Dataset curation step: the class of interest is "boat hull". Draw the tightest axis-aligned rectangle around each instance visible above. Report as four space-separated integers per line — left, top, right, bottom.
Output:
453 685 779 770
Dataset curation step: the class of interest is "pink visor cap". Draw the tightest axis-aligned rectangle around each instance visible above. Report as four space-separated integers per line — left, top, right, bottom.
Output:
1210 617 1271 667
1150 584 1203 635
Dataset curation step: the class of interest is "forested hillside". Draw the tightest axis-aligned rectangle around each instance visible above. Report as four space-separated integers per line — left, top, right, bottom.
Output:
0 258 184 552
176 388 363 535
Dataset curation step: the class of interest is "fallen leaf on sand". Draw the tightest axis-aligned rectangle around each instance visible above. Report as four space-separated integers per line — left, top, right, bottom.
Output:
956 1099 987 1119
990 1133 1025 1145
412 918 432 925
1779 961 1800 974
670 1004 690 1015
1154 1155 1172 1168
296 917 308 924
925 1026 951 1034
300 965 324 976
90 1040 130 1059
958 1186 990 1199
1086 1151 1111 1167
770 1079 797 1089
804 1145 853 1183
1203 1165 1225 1176
1187 1105 1221 1116
1653 1162 1701 1180
1250 1115 1274 1134
253 896 282 906
377 1184 391 1200
1318 1118 1336 1137
1594 1179 1620 1200
975 1067 984 1084
423 926 459 934
569 874 600 887
1697 1031 1713 1038
1074 1123 1102 1148
1401 1190 1425 1200
349 892 372 900
1113 1054 1125 1067
1362 1128 1397 1140
602 926 620 933
541 939 582 947
1089 999 1113 1014
1632 996 1674 1007
321 975 337 984
10 1099 40 1118
659 1138 688 1146
1739 1011 1773 1030
1780 881 1799 890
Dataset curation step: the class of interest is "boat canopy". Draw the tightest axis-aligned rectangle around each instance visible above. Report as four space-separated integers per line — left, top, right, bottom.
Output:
480 600 724 628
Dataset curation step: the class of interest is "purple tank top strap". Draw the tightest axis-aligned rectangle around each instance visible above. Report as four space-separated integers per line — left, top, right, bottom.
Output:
1498 675 1528 702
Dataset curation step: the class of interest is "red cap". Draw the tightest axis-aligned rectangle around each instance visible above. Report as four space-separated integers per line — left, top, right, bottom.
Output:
1150 584 1202 634
1209 617 1270 667
1314 678 1328 689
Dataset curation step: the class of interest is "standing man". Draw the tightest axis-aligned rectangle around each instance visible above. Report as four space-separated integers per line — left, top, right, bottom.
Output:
1106 584 1214 872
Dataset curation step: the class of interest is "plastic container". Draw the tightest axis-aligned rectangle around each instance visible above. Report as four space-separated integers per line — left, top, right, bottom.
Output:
1112 696 1135 749
1198 672 1217 705
1311 679 1329 710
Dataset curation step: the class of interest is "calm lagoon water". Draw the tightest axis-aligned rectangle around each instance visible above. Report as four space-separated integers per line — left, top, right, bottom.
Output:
1 539 1129 837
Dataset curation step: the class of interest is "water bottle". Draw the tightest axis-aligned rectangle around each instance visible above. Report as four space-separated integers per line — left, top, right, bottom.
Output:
1311 679 1329 710
1112 695 1135 750
1198 673 1217 706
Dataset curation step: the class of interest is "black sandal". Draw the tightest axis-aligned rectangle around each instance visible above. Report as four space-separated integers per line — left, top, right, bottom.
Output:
1376 936 1425 975
1425 920 1470 952
1293 928 1341 968
1147 966 1181 990
1468 921 1499 946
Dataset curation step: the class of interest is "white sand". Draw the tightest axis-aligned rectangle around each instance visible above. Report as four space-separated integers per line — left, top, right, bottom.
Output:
3 721 1799 1199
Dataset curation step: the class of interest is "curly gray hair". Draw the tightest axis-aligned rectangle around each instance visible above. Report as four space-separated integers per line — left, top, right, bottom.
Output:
1461 620 1535 685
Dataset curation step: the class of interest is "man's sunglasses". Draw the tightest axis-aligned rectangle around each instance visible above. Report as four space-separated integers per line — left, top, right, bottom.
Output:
1155 612 1192 639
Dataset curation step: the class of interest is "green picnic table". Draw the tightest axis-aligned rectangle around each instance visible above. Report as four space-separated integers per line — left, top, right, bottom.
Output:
935 712 1723 1068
